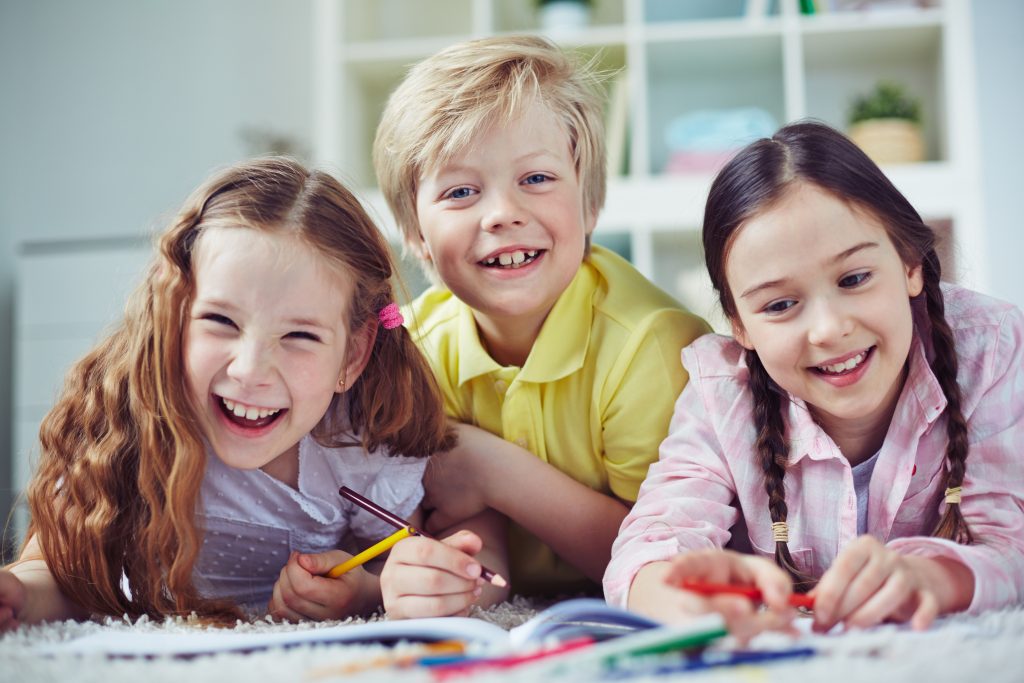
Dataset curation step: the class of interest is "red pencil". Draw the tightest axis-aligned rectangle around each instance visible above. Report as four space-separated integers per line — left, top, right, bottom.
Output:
679 578 815 609
338 486 507 587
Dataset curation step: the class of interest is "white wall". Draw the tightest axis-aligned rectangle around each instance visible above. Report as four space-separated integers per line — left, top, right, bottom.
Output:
972 0 1024 310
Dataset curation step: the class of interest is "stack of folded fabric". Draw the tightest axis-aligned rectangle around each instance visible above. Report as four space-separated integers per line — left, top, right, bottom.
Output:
663 107 778 174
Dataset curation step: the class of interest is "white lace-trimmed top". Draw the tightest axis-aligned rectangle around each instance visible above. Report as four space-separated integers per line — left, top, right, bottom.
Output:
193 434 427 615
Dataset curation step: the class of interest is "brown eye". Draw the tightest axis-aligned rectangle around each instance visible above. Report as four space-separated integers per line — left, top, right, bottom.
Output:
839 272 871 288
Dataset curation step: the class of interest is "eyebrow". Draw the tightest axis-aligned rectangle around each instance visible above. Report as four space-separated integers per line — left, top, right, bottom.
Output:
433 150 557 177
738 241 880 299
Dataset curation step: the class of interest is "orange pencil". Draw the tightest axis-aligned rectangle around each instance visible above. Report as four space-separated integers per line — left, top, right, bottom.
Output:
679 578 815 609
339 486 507 587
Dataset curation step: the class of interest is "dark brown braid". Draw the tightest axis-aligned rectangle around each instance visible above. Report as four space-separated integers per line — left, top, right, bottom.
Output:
747 350 816 590
919 252 973 543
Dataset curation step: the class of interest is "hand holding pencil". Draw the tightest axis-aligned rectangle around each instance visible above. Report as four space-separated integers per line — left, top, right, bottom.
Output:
336 486 508 619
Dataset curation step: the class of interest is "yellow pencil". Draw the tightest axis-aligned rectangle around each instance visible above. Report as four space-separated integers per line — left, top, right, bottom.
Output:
326 526 414 578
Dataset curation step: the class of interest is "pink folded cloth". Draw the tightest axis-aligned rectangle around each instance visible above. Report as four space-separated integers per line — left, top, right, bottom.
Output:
663 149 739 174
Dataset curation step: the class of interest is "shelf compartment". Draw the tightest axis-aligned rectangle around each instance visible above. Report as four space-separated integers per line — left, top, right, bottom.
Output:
342 0 474 42
801 18 945 160
644 34 785 176
494 0 625 33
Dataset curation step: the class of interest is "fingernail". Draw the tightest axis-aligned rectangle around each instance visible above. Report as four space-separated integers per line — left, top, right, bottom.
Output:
473 586 483 597
466 563 481 579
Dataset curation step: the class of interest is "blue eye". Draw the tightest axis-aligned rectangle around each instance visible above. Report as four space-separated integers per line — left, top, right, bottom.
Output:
444 186 474 200
840 272 871 288
523 173 551 185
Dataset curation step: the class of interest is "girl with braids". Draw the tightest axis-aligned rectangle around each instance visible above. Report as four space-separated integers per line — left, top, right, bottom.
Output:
605 121 1024 638
0 157 508 632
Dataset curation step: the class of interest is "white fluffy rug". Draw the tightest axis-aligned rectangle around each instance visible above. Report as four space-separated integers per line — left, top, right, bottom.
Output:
3 600 1024 683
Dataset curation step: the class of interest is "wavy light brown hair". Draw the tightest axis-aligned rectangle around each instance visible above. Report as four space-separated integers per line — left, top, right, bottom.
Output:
703 121 972 589
373 34 607 279
23 157 455 623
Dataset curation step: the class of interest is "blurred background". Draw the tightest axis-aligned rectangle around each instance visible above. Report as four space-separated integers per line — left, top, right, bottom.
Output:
1 0 1021 560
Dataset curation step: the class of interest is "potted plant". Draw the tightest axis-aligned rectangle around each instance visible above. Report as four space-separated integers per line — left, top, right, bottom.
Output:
847 81 925 164
537 0 593 32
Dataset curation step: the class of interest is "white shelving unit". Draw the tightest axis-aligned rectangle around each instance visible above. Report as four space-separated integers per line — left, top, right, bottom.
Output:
313 0 982 330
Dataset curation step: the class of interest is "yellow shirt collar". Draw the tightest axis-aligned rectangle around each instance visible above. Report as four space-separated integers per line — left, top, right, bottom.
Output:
455 251 600 386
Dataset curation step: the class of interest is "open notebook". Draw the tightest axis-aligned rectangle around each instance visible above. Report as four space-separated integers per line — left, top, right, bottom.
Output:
40 598 725 658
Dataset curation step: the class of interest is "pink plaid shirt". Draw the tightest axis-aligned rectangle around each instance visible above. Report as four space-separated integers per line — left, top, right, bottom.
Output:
605 285 1024 614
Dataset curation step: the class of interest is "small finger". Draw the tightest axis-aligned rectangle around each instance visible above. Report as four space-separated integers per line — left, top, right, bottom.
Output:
910 590 939 631
815 541 875 627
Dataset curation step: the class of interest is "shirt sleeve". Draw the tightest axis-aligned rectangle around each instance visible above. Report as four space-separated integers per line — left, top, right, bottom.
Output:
887 306 1024 614
603 358 741 607
601 310 711 502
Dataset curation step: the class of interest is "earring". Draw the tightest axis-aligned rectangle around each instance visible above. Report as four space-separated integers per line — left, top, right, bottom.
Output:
338 377 346 390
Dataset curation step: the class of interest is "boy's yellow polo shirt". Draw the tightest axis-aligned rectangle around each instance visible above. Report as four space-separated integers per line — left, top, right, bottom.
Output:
405 245 711 595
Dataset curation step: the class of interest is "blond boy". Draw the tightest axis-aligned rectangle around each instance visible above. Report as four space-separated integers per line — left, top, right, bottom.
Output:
374 35 710 596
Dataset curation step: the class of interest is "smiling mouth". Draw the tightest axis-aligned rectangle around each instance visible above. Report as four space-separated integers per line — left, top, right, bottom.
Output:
813 347 874 376
218 396 285 429
480 249 543 269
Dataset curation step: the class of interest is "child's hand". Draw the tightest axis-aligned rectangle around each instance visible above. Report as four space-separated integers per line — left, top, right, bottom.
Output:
811 535 972 632
630 549 797 642
380 530 488 619
267 550 375 622
0 569 26 633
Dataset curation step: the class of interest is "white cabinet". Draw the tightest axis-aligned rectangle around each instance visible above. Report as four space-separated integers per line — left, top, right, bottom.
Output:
314 0 982 331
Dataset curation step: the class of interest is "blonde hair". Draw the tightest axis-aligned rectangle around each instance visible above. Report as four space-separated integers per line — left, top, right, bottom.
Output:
373 35 607 275
24 157 454 623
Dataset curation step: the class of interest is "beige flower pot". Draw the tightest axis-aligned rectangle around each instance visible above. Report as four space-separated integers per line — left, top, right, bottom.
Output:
848 118 925 165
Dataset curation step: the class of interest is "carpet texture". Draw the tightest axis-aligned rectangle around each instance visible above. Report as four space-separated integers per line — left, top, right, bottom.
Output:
3 600 1024 683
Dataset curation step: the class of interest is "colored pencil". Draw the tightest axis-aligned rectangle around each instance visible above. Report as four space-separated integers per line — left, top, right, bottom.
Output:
679 578 815 609
339 486 507 587
327 526 413 578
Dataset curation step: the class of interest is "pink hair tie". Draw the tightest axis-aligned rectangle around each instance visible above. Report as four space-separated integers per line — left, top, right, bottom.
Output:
378 302 404 330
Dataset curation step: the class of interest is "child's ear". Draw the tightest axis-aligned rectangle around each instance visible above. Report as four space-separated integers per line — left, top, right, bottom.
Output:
337 321 378 393
906 261 924 298
731 318 754 350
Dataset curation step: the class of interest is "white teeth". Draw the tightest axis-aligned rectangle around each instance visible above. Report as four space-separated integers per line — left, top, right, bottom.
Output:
483 249 539 268
820 352 866 374
221 397 281 419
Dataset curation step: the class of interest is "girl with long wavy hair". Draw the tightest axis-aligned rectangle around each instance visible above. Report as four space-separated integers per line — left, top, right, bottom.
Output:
0 157 508 631
605 122 1023 639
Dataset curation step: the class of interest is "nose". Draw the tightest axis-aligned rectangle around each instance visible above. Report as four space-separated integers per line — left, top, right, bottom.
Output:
481 189 527 232
227 337 274 387
806 297 853 347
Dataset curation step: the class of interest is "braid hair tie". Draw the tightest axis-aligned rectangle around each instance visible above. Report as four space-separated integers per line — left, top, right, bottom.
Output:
771 521 789 543
944 486 963 505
